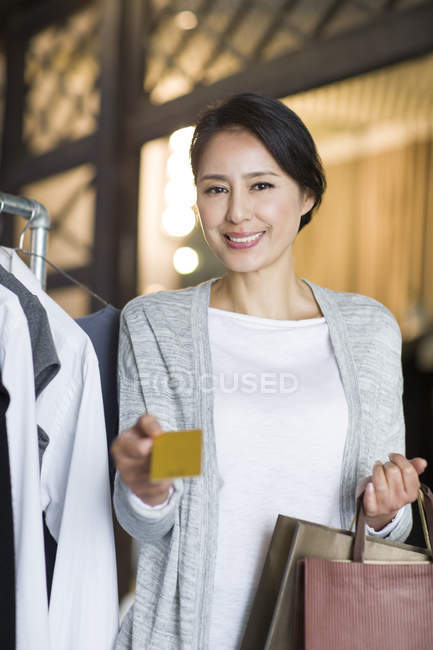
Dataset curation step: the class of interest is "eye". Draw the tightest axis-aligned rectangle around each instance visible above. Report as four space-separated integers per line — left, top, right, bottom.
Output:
204 186 228 195
252 181 273 191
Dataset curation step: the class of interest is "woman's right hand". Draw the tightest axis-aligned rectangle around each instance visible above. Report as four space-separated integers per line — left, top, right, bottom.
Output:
110 414 173 506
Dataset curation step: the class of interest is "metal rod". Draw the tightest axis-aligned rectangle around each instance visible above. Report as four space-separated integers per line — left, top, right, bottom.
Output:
0 191 50 289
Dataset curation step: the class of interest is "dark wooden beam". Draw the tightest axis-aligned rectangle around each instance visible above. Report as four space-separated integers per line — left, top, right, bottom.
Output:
93 0 146 310
0 36 26 178
131 0 433 143
91 0 122 309
0 32 27 245
0 135 98 189
113 0 147 307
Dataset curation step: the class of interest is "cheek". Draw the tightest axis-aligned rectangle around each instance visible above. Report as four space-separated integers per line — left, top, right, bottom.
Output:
196 200 224 231
266 195 304 224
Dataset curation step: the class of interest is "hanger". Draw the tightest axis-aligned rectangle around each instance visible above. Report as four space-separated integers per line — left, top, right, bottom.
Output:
1 192 109 308
14 248 109 308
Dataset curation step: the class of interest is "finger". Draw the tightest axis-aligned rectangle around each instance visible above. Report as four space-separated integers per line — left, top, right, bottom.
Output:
388 453 420 497
356 475 372 499
363 481 377 516
410 457 428 476
111 430 153 462
382 460 406 508
133 414 163 439
114 453 151 476
372 460 388 498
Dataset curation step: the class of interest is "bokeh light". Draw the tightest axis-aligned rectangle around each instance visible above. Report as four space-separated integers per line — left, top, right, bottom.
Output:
173 246 199 274
162 206 196 237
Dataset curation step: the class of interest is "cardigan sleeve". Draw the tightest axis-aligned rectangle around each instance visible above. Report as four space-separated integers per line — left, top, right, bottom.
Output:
376 319 412 543
112 309 183 543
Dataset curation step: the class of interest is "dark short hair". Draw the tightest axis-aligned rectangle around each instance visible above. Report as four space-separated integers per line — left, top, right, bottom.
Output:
190 92 326 231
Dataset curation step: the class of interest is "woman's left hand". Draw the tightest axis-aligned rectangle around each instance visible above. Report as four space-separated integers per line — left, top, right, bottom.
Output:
356 453 427 531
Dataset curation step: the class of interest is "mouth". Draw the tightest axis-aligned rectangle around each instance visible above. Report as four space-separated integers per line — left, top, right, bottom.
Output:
223 231 266 249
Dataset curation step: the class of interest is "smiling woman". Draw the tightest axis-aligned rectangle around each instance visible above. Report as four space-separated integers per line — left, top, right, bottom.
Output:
111 93 426 650
190 92 326 233
190 94 325 319
195 130 314 284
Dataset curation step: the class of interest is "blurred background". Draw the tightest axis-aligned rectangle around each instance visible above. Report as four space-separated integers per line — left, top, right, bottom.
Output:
1 0 433 601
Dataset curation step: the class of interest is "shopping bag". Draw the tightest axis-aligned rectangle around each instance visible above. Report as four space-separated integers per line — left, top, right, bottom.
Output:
241 487 432 650
301 484 433 650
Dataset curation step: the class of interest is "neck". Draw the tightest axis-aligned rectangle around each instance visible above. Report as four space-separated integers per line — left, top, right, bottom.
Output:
210 255 323 321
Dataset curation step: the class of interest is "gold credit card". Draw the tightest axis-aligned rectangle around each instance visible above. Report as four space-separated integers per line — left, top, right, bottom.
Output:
150 429 202 481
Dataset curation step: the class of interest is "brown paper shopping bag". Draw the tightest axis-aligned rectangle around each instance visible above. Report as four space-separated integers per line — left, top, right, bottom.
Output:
301 484 433 650
241 486 433 650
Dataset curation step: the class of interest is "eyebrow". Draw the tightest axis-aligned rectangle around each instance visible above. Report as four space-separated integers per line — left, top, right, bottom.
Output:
199 171 280 182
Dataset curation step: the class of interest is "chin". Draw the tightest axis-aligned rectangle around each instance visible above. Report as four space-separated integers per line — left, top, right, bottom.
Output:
222 259 265 274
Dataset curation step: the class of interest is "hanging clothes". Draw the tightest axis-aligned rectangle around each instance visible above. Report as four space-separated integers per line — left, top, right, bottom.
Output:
0 284 51 650
0 265 60 463
0 371 14 650
0 248 119 650
0 265 60 398
76 305 121 493
0 264 62 599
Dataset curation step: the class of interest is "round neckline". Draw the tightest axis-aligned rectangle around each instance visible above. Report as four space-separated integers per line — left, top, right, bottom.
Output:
208 306 326 328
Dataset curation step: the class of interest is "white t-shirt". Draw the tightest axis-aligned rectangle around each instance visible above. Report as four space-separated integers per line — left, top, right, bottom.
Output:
207 307 348 649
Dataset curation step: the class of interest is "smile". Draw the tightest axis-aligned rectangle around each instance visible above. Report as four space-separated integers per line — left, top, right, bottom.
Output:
223 231 266 249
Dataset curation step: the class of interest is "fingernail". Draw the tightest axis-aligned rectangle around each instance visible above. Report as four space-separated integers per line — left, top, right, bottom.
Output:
366 482 375 493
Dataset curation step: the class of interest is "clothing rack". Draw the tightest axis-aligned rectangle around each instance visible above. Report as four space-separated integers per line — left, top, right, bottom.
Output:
0 191 50 290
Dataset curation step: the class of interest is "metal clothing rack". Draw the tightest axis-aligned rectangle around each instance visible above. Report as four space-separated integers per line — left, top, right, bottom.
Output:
0 191 50 290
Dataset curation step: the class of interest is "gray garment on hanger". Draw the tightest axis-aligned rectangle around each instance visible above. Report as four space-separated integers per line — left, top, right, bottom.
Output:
76 305 120 492
0 264 60 463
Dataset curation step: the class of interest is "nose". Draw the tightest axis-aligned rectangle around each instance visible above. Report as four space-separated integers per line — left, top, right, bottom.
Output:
226 187 251 224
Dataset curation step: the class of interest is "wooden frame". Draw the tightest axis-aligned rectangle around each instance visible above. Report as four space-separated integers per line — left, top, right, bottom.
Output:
132 1 433 143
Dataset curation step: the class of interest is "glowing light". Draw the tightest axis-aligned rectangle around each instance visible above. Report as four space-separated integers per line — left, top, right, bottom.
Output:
175 11 198 31
173 247 199 274
166 155 194 184
163 126 196 239
164 181 196 206
169 126 194 152
162 206 196 237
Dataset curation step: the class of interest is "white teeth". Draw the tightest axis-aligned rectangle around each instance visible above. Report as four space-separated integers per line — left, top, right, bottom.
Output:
227 232 264 243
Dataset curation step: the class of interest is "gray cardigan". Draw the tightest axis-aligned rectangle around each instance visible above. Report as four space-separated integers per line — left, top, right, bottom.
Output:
114 277 411 650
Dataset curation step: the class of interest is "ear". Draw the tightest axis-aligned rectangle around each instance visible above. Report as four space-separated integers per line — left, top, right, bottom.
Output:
301 190 315 217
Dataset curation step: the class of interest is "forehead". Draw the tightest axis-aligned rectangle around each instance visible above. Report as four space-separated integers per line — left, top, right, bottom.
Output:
198 128 280 174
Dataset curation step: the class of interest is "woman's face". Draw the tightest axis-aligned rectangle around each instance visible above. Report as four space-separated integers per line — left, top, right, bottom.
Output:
195 128 314 274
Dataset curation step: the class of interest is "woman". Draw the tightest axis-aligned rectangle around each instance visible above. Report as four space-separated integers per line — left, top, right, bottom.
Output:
111 93 426 650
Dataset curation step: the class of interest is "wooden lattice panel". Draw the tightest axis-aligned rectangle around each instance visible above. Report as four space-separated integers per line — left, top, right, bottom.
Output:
20 164 96 271
144 0 427 104
23 5 101 155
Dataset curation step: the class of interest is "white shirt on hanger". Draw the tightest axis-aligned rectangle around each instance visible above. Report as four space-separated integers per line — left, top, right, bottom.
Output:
0 249 119 650
0 285 51 650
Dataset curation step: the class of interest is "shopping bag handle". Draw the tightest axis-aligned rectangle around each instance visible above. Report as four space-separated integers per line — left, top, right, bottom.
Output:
353 483 433 562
